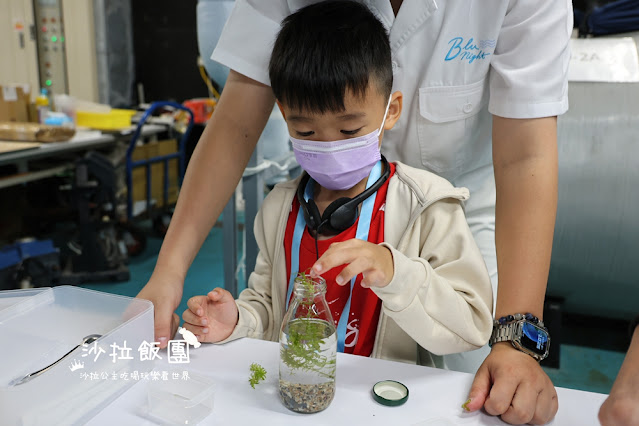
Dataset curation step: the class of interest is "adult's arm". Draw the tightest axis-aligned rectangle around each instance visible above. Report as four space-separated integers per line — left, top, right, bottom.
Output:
466 115 559 425
136 70 275 347
465 0 571 421
599 318 639 426
492 116 558 326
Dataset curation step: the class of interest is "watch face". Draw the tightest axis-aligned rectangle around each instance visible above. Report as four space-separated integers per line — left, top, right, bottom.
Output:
520 322 549 356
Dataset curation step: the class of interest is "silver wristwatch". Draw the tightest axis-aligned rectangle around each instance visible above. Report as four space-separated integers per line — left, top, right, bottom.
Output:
489 317 551 361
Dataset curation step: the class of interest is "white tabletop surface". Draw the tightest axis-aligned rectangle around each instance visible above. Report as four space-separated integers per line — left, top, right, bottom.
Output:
87 338 606 426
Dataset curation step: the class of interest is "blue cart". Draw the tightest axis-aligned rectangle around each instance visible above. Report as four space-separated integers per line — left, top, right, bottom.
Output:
125 101 195 222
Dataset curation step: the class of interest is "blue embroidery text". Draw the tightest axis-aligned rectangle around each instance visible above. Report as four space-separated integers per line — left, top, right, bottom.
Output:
445 37 492 64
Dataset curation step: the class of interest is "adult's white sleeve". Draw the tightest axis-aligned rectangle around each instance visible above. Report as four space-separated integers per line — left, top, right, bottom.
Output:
211 0 291 86
489 0 573 118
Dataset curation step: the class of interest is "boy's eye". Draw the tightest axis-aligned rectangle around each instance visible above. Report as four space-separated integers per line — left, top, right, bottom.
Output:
296 130 315 137
340 127 363 135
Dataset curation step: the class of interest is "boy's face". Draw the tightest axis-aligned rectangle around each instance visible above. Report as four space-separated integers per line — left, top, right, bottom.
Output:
278 84 402 144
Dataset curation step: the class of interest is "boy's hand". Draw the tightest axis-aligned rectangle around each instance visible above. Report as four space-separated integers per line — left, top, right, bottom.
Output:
181 288 238 343
310 240 394 288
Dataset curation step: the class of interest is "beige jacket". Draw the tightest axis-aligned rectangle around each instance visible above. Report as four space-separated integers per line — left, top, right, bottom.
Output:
221 162 493 365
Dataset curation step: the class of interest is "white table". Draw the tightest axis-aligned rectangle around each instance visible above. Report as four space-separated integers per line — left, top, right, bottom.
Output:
88 338 606 425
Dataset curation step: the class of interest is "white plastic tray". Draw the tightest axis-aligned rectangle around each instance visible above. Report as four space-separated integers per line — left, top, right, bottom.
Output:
0 286 154 425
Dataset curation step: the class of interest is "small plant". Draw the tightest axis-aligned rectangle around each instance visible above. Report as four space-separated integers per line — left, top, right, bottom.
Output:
248 363 267 389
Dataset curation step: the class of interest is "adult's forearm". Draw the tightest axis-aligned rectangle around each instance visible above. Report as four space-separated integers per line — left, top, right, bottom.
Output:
599 325 639 425
493 116 558 319
153 71 276 279
153 124 252 278
619 326 639 380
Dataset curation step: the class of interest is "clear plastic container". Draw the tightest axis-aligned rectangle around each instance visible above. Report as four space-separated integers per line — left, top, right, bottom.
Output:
0 287 47 312
36 88 50 124
0 286 154 425
147 371 215 425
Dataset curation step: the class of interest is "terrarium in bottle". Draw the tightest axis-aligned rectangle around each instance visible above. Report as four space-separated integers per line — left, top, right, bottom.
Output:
279 273 337 413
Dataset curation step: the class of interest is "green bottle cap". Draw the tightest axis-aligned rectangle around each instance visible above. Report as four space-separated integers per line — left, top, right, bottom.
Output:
372 380 409 406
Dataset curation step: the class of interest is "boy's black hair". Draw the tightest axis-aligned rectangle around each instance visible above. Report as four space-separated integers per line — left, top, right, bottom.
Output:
269 1 392 114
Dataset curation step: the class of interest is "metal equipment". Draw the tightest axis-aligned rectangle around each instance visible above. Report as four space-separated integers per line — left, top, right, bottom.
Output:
125 101 194 221
547 33 639 320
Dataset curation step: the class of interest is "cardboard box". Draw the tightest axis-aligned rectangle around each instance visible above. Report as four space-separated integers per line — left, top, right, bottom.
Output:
27 102 38 123
0 122 75 142
0 85 30 123
131 139 179 209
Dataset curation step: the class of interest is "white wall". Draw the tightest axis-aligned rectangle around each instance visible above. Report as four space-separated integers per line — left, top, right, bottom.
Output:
61 0 99 103
0 0 40 101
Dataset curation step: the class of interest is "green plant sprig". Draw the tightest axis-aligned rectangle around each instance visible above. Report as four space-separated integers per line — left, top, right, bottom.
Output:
248 363 267 389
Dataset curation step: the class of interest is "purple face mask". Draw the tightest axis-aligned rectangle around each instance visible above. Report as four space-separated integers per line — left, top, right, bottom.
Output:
290 96 392 191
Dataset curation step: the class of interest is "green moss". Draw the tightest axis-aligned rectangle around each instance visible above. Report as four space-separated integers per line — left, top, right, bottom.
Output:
249 363 267 389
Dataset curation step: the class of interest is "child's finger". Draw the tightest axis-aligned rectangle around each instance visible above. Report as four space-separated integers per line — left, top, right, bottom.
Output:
207 288 230 303
312 244 359 277
335 257 369 286
187 296 207 316
182 308 208 327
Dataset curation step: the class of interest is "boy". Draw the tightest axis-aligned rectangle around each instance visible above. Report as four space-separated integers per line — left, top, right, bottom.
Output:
181 1 493 365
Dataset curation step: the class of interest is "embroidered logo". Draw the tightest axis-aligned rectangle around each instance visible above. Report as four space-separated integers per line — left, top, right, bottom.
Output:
445 37 495 64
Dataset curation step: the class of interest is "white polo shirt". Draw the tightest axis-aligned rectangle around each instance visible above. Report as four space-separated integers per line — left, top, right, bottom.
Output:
212 0 572 211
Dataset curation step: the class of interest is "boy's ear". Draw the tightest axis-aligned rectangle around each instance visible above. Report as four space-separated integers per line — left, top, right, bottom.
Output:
383 91 403 131
276 100 286 120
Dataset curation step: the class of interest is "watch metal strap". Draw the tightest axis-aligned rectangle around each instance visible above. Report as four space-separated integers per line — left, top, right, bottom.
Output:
490 322 517 345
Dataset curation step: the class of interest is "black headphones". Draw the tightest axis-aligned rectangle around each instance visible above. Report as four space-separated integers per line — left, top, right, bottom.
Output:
296 156 390 236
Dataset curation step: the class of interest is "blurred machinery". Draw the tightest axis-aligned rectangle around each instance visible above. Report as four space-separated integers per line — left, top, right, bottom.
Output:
32 0 68 95
58 151 129 285
548 32 639 320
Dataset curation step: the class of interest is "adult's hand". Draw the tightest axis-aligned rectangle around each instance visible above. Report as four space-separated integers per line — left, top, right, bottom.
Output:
465 343 558 425
136 270 183 348
599 327 639 426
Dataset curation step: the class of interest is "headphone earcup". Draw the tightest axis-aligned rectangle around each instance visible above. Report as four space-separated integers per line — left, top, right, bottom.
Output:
304 199 322 231
323 197 358 233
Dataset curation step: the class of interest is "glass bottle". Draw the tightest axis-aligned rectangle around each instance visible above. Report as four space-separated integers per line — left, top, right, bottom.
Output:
279 273 337 413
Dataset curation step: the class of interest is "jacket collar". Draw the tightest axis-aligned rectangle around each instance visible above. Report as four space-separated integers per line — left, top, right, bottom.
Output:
364 0 439 51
